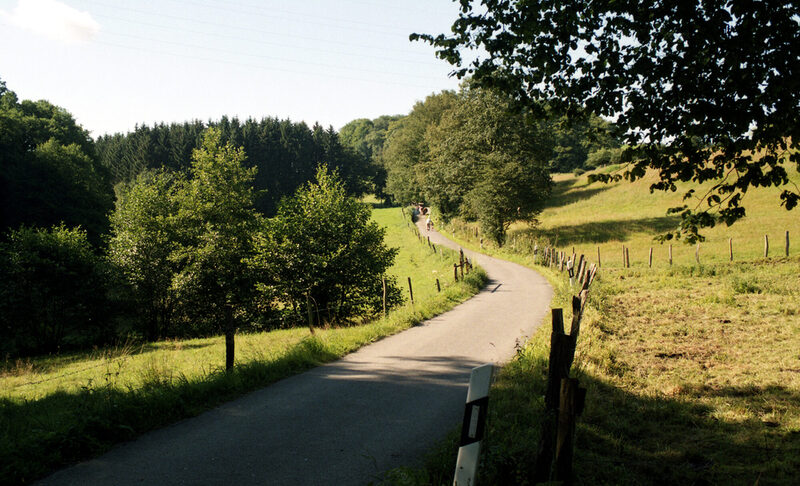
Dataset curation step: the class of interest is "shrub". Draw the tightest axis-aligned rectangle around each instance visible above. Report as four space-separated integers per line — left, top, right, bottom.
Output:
0 225 121 357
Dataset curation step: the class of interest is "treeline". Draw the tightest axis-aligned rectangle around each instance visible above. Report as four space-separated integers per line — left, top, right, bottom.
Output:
340 84 621 245
96 116 381 216
0 80 399 361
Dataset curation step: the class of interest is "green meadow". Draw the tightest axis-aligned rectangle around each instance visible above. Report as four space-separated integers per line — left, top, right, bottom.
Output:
384 168 800 485
0 205 487 485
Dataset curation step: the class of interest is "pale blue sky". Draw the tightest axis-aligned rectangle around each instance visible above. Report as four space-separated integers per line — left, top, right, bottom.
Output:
0 0 464 137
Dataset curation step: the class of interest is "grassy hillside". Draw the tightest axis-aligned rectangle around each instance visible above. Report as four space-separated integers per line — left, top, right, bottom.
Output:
0 205 487 485
384 168 800 485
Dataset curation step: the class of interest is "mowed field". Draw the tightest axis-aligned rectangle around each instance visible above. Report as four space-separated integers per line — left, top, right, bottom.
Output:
387 167 800 485
0 205 487 485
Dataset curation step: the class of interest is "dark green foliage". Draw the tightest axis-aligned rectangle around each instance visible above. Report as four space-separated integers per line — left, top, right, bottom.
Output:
413 1 800 241
549 116 621 173
422 87 553 245
339 114 404 200
109 170 183 340
0 83 113 246
170 128 262 345
250 166 401 324
382 91 459 205
0 226 121 357
96 117 372 216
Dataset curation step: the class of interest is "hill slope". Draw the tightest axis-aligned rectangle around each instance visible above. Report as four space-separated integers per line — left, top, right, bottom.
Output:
384 167 800 485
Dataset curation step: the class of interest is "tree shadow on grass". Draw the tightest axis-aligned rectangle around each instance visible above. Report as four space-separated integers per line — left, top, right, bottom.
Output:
544 180 613 210
512 216 681 246
570 376 800 485
445 366 800 486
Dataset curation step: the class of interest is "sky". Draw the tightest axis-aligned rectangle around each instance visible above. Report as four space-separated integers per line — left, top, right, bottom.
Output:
0 0 465 138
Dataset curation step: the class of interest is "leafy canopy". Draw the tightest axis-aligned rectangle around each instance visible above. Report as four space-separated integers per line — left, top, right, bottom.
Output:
250 166 399 323
422 86 553 245
413 1 800 241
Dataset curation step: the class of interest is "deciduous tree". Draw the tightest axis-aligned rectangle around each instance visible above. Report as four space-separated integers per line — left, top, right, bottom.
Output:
250 166 400 325
413 1 800 241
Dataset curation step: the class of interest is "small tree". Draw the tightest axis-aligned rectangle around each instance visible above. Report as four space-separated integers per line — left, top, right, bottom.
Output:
109 170 182 340
250 166 400 325
172 128 261 370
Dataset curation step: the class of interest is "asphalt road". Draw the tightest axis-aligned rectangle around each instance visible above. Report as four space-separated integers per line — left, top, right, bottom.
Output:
38 221 552 486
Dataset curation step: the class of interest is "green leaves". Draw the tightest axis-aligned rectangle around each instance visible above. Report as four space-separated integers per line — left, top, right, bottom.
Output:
415 0 800 240
250 166 399 323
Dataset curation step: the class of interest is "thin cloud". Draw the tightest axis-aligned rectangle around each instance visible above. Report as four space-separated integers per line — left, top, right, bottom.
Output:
2 0 100 43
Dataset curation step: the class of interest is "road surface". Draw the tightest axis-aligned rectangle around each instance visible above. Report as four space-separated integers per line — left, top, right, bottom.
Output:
39 220 552 486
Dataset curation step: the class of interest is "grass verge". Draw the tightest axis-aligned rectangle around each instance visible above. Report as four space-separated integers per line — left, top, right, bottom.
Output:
0 205 488 485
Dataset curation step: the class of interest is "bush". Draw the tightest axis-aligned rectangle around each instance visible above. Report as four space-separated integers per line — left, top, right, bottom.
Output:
0 225 122 357
250 166 401 325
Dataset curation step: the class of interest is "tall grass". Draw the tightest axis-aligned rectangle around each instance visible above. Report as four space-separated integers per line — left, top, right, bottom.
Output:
0 205 488 485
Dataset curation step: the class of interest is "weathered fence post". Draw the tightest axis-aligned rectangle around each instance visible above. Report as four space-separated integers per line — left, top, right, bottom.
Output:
407 277 414 305
695 242 701 264
555 377 586 484
729 237 733 261
786 231 790 257
597 246 601 268
621 245 626 267
648 247 653 268
534 307 582 482
454 263 459 282
436 278 441 293
764 234 769 258
625 247 630 268
669 243 673 266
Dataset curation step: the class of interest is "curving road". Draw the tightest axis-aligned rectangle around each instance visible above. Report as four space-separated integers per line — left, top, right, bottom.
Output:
38 221 552 486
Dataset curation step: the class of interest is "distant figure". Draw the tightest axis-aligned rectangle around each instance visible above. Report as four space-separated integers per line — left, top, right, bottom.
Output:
426 214 432 231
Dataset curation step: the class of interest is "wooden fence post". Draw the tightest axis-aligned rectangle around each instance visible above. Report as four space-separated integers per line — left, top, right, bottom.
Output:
597 246 601 268
407 277 414 305
436 278 441 293
695 242 700 264
625 247 630 268
534 307 581 482
621 245 626 267
555 377 586 485
454 263 458 282
729 237 733 261
786 231 790 257
764 234 769 258
669 243 673 266
648 247 653 268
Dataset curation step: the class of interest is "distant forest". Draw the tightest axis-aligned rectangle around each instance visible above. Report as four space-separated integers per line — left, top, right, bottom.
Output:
96 117 379 216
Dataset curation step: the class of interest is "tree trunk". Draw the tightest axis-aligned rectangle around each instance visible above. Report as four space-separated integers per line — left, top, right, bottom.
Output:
225 307 235 371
